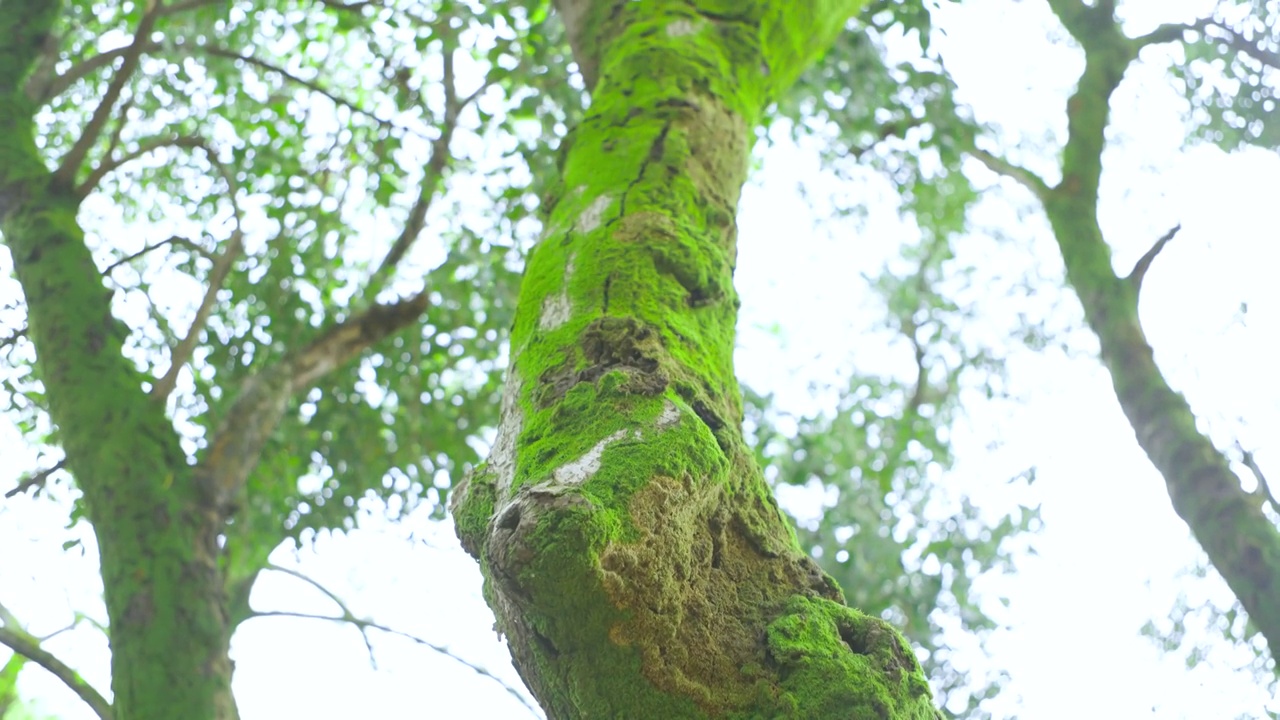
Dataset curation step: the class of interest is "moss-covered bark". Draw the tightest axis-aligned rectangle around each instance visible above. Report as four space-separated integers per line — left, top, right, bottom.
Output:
1 4 237 719
452 2 940 717
1039 0 1280 657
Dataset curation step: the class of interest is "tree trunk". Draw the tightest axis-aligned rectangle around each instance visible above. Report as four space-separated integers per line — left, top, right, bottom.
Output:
452 2 940 717
1 4 238 718
1040 0 1280 658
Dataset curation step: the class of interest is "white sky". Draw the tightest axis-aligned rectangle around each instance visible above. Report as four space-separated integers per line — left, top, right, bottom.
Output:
2 0 1279 718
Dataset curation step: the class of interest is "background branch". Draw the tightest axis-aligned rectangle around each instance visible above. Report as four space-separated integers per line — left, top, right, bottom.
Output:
245 609 537 714
966 146 1051 201
0 620 112 720
53 0 163 185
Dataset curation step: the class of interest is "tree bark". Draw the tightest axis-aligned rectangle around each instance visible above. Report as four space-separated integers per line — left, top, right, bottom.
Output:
453 2 940 717
1 4 237 719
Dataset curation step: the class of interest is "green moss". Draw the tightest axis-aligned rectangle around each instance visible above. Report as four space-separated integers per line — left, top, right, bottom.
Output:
754 596 938 719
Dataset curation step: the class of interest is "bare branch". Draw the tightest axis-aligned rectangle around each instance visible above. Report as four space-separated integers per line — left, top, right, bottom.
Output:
0 623 112 720
966 146 1052 202
245 610 538 714
4 459 67 499
199 45 424 139
53 0 164 185
1125 223 1180 294
264 564 378 668
148 138 245 401
102 235 215 275
77 133 208 196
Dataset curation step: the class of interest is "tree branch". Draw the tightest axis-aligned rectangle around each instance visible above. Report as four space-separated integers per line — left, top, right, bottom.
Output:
362 37 464 299
101 234 215 275
1204 20 1280 71
3 459 66 498
1238 443 1280 516
244 609 537 714
966 146 1051 202
148 138 244 401
0 622 112 720
199 45 422 138
263 564 378 667
53 0 163 186
77 133 208 196
1125 223 1180 295
1132 19 1207 50
199 291 430 512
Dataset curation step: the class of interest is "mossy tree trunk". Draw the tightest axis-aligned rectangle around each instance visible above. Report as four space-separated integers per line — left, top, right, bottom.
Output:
1 5 238 720
452 1 940 717
975 0 1280 659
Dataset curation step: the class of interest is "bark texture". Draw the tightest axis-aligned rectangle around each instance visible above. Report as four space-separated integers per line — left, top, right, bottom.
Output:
453 2 940 717
1041 0 1280 656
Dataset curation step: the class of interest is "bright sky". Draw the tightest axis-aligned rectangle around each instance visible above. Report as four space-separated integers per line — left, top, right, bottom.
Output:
2 1 1278 718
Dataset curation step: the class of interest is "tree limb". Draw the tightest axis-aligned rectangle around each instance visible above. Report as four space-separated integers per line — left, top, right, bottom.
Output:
200 291 430 512
966 146 1051 202
77 133 209 196
101 234 215 275
244 609 538 714
0 622 112 720
362 35 465 299
1238 443 1280 516
53 0 163 186
147 137 244 401
3 459 66 498
264 564 379 667
1125 223 1180 295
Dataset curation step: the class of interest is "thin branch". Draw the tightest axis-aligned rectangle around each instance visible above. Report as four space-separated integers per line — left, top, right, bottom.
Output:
101 234 214 275
1125 223 1180 294
1238 443 1280 516
78 133 208 196
1204 21 1280 72
264 564 378 668
149 138 245 401
0 625 112 720
54 0 164 185
966 146 1052 202
361 32 490 301
0 325 26 351
1133 19 1208 50
199 45 423 139
4 459 67 499
245 610 538 714
37 44 155 104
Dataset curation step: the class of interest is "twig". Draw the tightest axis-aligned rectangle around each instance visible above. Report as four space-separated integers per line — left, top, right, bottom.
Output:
149 139 245 401
78 133 209 196
966 146 1052 202
245 610 538 714
200 46 423 139
264 564 379 668
1238 443 1280 515
361 30 491 301
54 0 164 185
0 623 112 720
101 235 214 275
1126 223 1180 294
0 325 26 351
4 459 67 499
